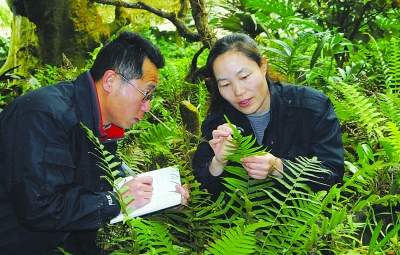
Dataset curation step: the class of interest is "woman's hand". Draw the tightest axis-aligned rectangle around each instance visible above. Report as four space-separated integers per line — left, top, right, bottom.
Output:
208 123 235 176
241 154 283 179
209 123 235 164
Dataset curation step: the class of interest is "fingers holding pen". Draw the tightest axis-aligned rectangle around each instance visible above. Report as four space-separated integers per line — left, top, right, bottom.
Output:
122 176 154 209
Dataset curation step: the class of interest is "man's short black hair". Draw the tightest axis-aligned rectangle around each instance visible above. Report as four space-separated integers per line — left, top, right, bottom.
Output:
90 31 165 81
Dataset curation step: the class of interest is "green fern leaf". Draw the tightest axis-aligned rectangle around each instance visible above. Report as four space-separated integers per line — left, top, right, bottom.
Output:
132 218 179 255
207 222 270 255
378 93 400 127
330 82 386 137
385 37 400 93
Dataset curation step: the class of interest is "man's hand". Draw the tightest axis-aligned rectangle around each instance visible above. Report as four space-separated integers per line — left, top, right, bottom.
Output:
121 176 153 209
176 184 190 205
174 184 190 210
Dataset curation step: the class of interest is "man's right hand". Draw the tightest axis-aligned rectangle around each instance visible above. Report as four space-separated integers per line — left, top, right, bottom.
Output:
121 176 153 209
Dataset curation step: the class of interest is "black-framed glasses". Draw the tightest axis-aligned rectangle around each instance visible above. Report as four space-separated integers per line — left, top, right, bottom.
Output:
116 72 154 102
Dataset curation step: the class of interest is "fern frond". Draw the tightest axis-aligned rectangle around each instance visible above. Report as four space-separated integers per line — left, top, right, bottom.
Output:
381 122 400 159
361 33 391 90
117 145 146 172
330 82 386 137
385 37 400 93
257 158 331 251
80 123 121 181
130 218 180 255
378 93 400 127
206 221 271 255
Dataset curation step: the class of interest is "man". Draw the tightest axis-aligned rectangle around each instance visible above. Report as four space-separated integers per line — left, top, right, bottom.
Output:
0 31 189 255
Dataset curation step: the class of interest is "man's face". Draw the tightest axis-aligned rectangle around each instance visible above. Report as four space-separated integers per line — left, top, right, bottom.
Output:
104 58 159 129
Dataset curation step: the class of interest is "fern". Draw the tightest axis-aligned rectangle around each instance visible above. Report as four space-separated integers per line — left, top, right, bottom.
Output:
130 218 180 255
126 121 181 164
385 37 400 93
331 81 386 138
206 220 272 255
378 93 400 127
117 145 146 173
361 33 391 91
80 123 121 184
218 116 342 254
383 122 400 158
258 157 332 254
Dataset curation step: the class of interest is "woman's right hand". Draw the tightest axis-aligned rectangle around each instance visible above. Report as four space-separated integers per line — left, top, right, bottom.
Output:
208 123 235 176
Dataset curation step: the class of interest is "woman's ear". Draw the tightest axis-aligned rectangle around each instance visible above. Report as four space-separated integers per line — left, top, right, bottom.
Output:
261 56 268 74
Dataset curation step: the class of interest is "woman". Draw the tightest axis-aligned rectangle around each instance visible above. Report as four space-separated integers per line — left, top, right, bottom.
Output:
192 33 344 200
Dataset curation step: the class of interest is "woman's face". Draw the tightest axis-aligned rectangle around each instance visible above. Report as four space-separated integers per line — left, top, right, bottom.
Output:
212 51 270 115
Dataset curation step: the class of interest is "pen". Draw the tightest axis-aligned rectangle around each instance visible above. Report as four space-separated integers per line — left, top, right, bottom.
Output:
121 162 137 177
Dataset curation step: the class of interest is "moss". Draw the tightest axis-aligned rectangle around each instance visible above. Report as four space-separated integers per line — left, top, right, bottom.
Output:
179 100 201 139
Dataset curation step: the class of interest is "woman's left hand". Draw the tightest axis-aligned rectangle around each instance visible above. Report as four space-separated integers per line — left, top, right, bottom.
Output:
241 154 283 179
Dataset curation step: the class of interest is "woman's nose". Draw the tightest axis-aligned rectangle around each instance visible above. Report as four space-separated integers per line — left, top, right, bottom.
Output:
233 82 245 96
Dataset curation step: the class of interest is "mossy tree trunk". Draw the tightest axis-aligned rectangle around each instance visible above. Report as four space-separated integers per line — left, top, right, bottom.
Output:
3 0 216 80
0 14 38 76
4 0 131 73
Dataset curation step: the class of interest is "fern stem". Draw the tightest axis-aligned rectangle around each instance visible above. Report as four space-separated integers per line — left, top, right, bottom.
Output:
148 111 171 131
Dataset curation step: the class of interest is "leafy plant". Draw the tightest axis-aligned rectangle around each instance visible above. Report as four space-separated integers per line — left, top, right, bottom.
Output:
0 36 9 66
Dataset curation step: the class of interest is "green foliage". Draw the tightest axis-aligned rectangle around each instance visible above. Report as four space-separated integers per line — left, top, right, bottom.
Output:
206 220 271 255
0 4 11 29
34 64 80 87
332 82 387 138
0 83 21 109
123 218 181 255
385 37 400 93
5 6 400 252
69 28 400 253
0 36 9 66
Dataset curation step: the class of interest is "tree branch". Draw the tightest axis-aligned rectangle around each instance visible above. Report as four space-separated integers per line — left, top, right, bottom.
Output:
93 0 201 41
189 0 215 48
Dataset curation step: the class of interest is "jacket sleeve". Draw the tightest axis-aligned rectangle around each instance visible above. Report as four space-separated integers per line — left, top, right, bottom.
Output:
306 98 344 190
192 113 226 197
3 111 121 231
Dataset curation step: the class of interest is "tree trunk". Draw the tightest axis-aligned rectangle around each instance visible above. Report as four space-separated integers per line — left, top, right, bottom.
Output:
0 14 38 76
6 0 133 71
4 0 215 79
16 0 112 68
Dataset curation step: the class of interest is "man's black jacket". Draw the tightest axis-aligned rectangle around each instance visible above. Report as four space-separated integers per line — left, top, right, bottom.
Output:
193 81 344 200
0 71 122 254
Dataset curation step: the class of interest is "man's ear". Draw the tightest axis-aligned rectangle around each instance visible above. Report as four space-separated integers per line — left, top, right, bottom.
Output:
101 70 116 93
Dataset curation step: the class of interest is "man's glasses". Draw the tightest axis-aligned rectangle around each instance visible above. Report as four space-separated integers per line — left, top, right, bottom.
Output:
116 72 154 102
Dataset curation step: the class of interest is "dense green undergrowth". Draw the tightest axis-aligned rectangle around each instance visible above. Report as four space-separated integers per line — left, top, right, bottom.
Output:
1 27 400 254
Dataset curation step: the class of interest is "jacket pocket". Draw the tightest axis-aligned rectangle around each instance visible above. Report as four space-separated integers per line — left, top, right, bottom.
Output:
43 144 76 190
44 144 75 167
